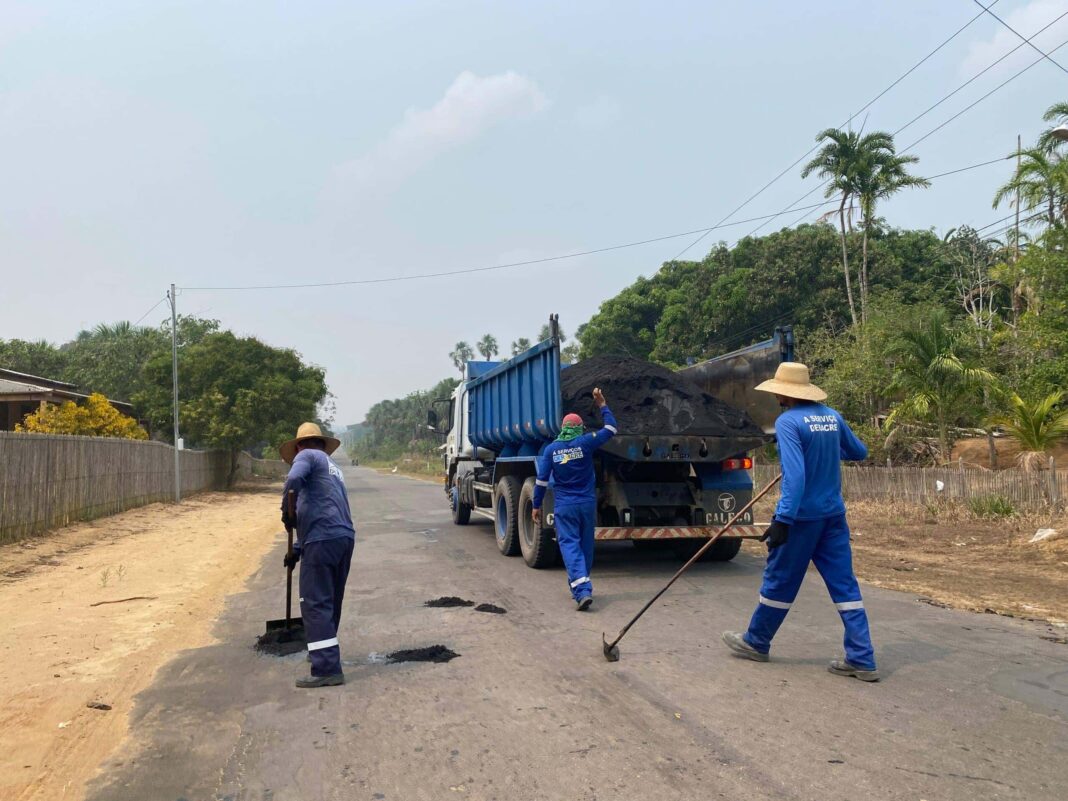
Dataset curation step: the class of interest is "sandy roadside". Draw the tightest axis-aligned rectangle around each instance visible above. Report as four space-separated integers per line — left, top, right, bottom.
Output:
0 485 283 801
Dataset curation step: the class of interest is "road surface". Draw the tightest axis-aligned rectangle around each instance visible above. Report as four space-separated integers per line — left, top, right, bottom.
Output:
86 467 1067 801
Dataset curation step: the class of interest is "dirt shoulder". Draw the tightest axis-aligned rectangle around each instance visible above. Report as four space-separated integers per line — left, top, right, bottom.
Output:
0 485 283 801
747 497 1068 626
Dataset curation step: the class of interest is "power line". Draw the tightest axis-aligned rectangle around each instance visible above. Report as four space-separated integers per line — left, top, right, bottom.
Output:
667 1 1001 261
133 297 168 327
972 0 1068 75
739 26 1068 243
180 155 1008 292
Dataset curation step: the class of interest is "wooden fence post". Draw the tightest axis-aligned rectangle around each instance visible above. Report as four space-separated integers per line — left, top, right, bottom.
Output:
1050 455 1058 508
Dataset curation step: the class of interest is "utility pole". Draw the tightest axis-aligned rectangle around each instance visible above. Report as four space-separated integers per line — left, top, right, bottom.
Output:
168 283 181 503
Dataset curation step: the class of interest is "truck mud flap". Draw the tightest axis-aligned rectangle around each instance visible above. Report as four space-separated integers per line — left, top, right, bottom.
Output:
594 525 766 541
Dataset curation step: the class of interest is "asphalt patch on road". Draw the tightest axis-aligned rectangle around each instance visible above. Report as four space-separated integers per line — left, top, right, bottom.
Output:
424 596 475 608
255 626 307 656
474 603 507 614
387 645 460 663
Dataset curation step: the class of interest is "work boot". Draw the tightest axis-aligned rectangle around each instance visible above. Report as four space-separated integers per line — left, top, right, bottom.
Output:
576 595 593 611
296 673 345 688
828 659 880 682
721 631 769 662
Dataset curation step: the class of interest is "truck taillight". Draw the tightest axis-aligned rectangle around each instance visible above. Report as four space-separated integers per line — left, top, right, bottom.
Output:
722 457 753 471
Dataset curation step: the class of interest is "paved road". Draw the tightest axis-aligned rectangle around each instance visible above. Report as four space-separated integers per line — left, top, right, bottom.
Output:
87 467 1067 801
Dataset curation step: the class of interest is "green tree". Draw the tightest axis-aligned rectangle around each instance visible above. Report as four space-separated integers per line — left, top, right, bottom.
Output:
476 334 499 361
137 332 328 482
0 338 68 378
990 390 1068 468
992 146 1068 228
885 309 993 462
449 341 473 374
802 129 898 326
538 323 566 343
1038 100 1068 154
510 337 532 355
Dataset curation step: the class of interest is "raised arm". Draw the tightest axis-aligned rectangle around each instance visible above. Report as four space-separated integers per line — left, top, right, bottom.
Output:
585 388 618 452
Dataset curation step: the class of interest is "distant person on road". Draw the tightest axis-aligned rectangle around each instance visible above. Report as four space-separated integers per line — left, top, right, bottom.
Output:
532 388 617 611
280 422 356 688
722 363 878 681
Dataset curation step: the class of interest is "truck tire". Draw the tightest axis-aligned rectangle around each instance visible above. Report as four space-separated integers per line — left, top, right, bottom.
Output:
518 478 559 568
451 486 471 526
494 476 521 556
673 536 742 562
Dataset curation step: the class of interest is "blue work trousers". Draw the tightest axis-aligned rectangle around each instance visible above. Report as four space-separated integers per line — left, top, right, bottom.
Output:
299 536 354 677
555 503 596 601
744 514 876 670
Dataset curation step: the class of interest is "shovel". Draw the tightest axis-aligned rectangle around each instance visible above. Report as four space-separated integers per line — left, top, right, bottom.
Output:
262 490 306 651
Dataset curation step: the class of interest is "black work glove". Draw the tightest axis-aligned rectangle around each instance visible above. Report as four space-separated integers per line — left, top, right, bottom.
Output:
283 549 301 569
761 520 790 549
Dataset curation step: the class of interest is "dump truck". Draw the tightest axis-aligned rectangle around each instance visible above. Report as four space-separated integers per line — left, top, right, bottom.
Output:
427 317 794 567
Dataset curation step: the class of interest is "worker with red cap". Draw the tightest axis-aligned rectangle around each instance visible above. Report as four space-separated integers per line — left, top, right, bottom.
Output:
532 388 617 610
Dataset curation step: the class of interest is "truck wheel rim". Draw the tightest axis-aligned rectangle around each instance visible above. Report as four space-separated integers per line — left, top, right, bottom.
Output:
496 495 507 541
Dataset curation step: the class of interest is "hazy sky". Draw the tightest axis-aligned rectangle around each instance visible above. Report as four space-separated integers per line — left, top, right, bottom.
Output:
3 1 1067 426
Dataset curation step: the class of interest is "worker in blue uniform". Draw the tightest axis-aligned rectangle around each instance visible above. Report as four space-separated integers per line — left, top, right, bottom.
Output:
532 388 617 611
722 363 879 681
280 422 356 688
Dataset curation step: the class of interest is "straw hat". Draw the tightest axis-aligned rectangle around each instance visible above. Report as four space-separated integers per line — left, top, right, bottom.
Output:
754 362 827 402
280 422 341 464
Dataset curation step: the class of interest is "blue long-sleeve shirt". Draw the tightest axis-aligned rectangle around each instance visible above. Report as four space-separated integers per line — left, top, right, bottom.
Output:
533 406 618 509
281 449 356 547
773 402 867 525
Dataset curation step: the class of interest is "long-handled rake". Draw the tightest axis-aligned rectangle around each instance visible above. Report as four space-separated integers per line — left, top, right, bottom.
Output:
602 473 782 662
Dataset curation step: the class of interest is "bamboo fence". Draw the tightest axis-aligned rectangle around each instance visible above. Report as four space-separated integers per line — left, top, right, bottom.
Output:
0 431 232 543
237 452 289 480
753 459 1065 512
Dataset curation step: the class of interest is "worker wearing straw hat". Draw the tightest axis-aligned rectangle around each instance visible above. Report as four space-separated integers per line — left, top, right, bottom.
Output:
281 422 355 688
721 363 879 681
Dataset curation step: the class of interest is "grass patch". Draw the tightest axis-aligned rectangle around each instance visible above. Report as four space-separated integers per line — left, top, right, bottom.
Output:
966 494 1016 519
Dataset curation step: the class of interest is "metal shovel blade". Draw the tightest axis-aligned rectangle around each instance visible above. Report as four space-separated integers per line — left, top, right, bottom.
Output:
265 616 304 633
602 633 620 662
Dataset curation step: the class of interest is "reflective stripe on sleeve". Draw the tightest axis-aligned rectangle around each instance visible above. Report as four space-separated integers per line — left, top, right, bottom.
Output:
307 637 339 651
569 576 591 588
758 595 792 610
604 425 618 434
535 479 549 487
834 600 864 611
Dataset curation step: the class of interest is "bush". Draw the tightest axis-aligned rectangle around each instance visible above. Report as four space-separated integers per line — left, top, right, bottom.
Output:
967 494 1015 519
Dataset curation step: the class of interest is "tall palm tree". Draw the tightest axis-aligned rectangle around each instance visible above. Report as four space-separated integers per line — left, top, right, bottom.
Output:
856 151 929 321
992 146 1068 228
476 334 499 361
1038 100 1068 153
990 390 1068 470
802 129 895 327
510 337 532 356
449 341 473 375
885 309 993 463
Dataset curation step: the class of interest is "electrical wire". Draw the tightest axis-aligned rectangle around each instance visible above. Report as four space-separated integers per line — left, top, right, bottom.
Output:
972 0 1068 75
132 297 169 327
668 1 1002 262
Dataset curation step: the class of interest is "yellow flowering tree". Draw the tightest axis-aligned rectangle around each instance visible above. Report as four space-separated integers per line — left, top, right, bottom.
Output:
16 393 148 440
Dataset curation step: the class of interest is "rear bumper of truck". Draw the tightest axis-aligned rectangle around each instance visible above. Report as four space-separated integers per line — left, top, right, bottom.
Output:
593 524 766 540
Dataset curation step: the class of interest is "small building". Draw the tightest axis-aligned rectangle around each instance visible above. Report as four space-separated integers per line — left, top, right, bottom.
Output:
0 368 136 431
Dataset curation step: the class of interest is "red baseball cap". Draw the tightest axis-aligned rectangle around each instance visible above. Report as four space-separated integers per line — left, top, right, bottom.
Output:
562 413 584 427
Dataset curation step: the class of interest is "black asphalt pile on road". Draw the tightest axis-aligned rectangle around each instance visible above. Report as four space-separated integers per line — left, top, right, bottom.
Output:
560 355 764 437
255 627 306 657
424 596 474 608
387 645 460 663
474 603 506 614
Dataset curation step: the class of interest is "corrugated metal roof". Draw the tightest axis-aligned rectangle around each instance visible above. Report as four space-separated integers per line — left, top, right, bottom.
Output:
0 367 78 390
0 378 53 395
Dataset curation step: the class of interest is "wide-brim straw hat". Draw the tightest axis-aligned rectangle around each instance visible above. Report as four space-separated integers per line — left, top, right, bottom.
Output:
280 422 341 464
754 362 827 402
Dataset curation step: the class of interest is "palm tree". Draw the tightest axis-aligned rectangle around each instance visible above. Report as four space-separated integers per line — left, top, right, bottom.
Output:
802 129 896 327
992 146 1068 228
885 309 994 463
990 390 1068 470
538 323 566 344
856 151 929 321
1038 100 1068 153
476 334 499 361
449 341 473 375
510 337 532 356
